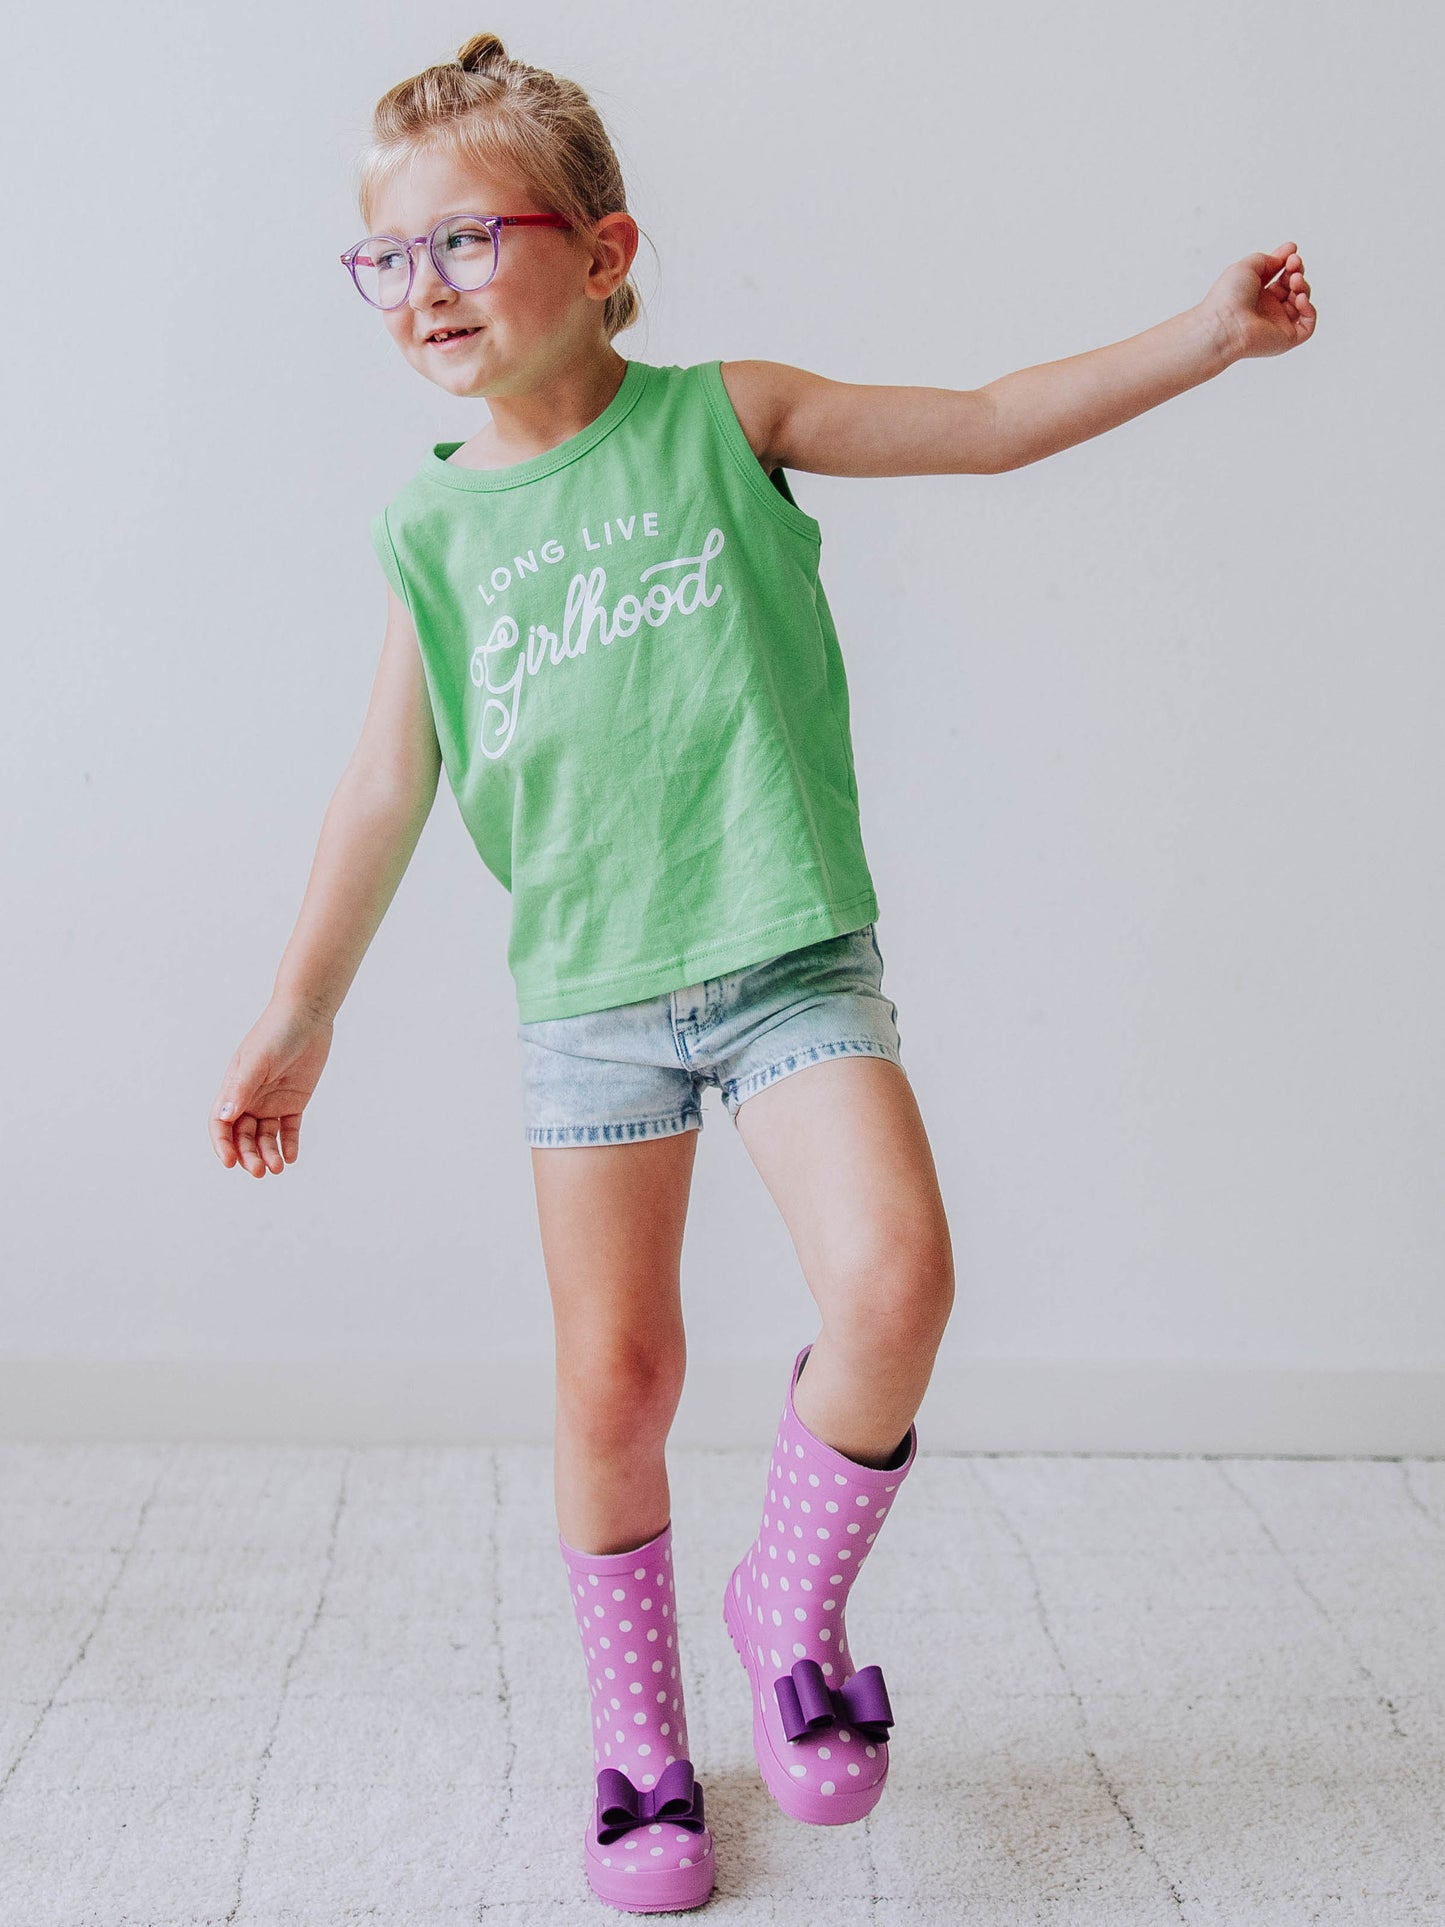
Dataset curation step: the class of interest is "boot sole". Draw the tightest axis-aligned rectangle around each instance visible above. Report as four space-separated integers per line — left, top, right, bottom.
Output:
723 1567 885 1825
584 1828 716 1912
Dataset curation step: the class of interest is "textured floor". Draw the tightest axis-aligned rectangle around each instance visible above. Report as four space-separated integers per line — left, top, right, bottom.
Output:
1 1444 1443 1926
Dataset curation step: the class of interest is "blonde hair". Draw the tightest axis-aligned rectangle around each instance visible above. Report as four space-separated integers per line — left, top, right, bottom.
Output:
355 33 645 341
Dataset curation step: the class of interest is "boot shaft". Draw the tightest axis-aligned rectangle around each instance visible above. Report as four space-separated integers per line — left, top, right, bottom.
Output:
558 1518 691 1783
749 1342 917 1680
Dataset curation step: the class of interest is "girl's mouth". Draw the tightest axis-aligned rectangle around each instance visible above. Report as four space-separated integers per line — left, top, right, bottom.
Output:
426 326 482 350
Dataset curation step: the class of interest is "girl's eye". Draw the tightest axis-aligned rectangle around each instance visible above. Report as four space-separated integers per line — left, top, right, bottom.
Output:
444 228 490 253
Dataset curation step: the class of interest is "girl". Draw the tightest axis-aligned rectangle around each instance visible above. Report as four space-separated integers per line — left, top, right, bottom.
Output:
208 31 1314 1915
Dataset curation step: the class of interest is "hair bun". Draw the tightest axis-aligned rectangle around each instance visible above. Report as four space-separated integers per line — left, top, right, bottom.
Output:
456 32 507 73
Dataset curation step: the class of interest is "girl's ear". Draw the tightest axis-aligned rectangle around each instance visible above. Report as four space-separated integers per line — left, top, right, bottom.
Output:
588 210 639 296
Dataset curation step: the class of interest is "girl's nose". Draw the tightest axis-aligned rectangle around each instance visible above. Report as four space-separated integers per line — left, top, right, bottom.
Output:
409 249 452 303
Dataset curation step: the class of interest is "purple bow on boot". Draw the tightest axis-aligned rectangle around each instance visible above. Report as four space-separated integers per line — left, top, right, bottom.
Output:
594 1756 708 1845
773 1658 895 1745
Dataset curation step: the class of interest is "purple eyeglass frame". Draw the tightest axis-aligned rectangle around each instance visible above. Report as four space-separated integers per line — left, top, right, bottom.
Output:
339 211 574 309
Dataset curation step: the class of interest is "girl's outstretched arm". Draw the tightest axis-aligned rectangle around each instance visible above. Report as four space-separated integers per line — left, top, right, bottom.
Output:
723 243 1314 480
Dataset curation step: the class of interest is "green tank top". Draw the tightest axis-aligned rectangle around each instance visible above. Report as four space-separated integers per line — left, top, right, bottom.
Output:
370 356 880 1021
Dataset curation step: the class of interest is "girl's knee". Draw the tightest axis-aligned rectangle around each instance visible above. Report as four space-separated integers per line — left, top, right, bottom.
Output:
557 1343 685 1437
826 1248 955 1350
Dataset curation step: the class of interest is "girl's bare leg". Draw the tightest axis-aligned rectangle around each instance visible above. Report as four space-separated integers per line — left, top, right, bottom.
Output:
530 1129 701 1555
731 1055 955 1462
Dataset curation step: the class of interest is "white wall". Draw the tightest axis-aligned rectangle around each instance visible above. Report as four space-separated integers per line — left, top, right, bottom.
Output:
3 0 1440 1450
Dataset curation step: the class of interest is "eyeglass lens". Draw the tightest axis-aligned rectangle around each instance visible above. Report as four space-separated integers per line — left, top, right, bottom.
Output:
352 218 498 308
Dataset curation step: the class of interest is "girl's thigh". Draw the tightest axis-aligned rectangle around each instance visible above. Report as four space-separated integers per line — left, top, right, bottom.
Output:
529 1131 701 1393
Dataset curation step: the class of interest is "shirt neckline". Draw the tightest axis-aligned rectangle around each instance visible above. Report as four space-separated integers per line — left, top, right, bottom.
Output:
420 356 652 492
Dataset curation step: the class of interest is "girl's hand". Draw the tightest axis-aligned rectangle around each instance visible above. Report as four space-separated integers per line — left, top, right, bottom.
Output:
209 1002 336 1177
1200 243 1315 364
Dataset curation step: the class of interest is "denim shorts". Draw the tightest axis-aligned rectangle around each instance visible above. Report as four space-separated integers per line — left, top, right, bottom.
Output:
516 922 905 1147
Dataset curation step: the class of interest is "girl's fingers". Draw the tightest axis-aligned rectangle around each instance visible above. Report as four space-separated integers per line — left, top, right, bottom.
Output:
211 1104 298 1176
236 1115 262 1177
209 1114 236 1165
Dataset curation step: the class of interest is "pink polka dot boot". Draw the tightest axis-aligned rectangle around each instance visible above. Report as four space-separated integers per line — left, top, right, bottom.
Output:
559 1518 715 1912
723 1341 918 1825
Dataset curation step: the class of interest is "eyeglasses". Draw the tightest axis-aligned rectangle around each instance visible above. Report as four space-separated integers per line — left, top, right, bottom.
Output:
339 211 574 310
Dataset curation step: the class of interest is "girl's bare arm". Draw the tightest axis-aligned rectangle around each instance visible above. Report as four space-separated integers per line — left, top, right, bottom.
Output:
210 588 442 1175
272 585 444 1022
720 244 1313 480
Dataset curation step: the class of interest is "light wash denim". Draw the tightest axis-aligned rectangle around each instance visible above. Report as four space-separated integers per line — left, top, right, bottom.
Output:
516 922 904 1147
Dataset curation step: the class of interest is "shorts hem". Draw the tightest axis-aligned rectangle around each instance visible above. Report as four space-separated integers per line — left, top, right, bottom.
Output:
525 1109 704 1148
722 1039 905 1118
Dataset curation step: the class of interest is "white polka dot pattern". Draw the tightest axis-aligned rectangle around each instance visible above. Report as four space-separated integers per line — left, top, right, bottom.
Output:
559 1518 691 1790
560 1515 715 1908
724 1341 917 1825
